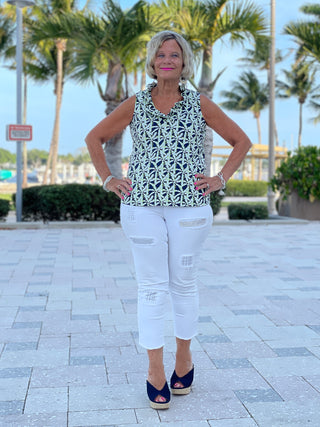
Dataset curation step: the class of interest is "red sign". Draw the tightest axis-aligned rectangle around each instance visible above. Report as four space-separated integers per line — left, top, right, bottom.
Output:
6 124 32 141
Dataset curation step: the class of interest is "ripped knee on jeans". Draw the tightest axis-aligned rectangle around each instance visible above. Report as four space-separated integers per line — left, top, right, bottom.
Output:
140 289 158 304
179 218 207 228
179 255 195 282
130 236 155 245
181 255 193 267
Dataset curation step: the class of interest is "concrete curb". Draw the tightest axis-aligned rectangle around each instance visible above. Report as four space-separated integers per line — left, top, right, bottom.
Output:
0 217 311 230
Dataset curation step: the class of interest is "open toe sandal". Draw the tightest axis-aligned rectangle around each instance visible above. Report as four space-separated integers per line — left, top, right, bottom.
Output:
170 365 194 395
146 380 171 409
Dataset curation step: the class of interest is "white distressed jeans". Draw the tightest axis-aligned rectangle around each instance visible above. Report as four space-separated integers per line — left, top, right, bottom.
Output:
120 204 213 349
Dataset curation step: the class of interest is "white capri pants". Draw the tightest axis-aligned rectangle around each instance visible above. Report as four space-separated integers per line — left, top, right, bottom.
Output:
120 204 213 350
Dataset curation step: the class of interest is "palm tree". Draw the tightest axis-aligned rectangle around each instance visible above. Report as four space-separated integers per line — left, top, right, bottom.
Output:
0 7 15 54
276 60 319 147
26 0 92 184
1 4 33 188
239 35 283 71
98 0 154 178
220 70 269 180
309 93 320 124
47 0 154 178
284 3 320 65
154 0 268 172
220 70 269 144
238 35 284 146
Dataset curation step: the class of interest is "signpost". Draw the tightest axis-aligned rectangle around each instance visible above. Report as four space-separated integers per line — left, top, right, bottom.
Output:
6 124 32 141
6 124 33 222
6 0 35 222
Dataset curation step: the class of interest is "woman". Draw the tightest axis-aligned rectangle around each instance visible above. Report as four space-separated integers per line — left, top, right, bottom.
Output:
85 30 252 410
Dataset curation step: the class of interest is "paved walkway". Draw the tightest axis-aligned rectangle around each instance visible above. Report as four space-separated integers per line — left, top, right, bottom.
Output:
0 220 320 426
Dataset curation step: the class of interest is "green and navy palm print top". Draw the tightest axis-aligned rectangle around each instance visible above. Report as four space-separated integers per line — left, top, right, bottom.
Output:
122 82 210 207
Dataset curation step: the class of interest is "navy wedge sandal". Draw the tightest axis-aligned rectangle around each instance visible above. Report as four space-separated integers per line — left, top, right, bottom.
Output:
146 380 171 409
170 365 194 395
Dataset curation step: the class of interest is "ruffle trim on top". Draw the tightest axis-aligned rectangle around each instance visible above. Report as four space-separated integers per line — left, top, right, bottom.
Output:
141 82 187 118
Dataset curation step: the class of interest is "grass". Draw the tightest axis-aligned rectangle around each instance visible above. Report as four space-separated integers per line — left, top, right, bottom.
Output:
0 193 13 201
221 201 267 208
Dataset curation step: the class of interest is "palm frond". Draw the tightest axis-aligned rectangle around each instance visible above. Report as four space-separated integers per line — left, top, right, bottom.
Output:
214 0 268 45
220 70 269 114
284 21 320 63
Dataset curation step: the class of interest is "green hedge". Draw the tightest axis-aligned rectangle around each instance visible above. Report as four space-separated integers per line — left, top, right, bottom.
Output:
210 191 224 216
228 203 269 220
16 184 120 222
15 184 223 223
0 199 10 220
226 180 268 197
270 145 320 202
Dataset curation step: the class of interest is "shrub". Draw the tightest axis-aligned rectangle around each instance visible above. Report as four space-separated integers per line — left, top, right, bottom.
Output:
270 145 320 202
226 180 268 197
228 203 269 220
210 191 224 216
0 199 10 220
18 184 120 222
14 184 224 222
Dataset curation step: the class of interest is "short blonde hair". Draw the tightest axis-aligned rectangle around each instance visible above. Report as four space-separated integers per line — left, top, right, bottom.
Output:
146 31 194 81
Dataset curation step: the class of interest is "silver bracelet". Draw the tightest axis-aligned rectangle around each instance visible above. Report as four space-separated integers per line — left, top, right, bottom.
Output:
102 175 114 192
217 172 226 196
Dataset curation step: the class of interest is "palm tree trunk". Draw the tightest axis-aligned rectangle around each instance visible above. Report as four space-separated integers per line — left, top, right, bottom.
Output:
50 39 66 184
198 46 213 97
255 113 263 179
256 113 262 144
102 61 125 179
105 61 123 100
43 145 53 184
298 102 303 147
104 100 124 179
198 46 214 175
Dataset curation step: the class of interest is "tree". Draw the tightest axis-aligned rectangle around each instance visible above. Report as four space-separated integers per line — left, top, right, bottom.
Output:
276 60 319 147
239 35 283 71
0 4 34 187
284 3 320 65
309 93 320 124
0 6 15 54
0 148 16 165
155 0 268 172
38 0 153 178
238 35 284 145
27 149 48 168
26 0 92 184
220 70 268 144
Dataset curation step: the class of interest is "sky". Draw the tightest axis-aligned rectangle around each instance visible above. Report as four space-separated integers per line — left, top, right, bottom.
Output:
0 0 319 160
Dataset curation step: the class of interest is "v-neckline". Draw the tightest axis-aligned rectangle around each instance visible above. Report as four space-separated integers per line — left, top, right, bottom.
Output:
148 83 185 116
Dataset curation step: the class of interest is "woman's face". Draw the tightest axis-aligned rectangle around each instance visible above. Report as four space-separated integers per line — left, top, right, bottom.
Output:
153 39 184 82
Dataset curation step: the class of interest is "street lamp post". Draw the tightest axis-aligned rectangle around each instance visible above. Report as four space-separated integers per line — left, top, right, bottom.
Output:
7 0 34 222
268 0 277 216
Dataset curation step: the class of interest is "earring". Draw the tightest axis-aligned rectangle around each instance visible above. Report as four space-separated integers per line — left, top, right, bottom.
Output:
179 78 186 91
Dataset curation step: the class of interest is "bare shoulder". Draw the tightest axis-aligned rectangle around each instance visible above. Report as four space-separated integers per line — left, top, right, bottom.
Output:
200 93 235 126
86 95 136 143
102 95 136 131
200 94 221 118
199 94 250 147
111 95 136 119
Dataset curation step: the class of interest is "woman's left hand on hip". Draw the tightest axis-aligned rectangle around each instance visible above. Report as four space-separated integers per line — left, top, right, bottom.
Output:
194 174 222 196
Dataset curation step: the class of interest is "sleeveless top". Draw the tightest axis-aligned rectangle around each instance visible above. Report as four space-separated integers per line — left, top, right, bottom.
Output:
122 82 210 207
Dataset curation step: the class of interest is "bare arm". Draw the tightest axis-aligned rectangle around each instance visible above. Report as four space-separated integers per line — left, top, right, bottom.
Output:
85 95 136 197
196 94 252 195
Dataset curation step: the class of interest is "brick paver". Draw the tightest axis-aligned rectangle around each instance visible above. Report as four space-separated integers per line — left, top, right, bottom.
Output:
0 221 320 426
